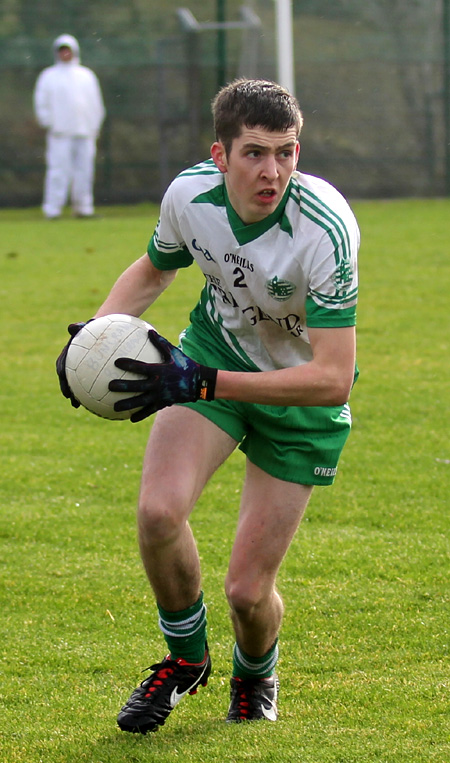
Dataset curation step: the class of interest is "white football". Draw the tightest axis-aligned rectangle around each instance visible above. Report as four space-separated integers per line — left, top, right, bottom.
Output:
65 314 162 420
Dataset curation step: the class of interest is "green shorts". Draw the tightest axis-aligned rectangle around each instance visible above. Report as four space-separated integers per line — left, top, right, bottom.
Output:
180 323 352 486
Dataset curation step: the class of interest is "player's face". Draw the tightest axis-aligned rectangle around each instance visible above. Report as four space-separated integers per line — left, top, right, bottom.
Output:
211 126 300 224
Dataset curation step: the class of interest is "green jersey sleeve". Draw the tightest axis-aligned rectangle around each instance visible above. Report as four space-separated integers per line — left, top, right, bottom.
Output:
148 233 193 270
306 296 356 327
147 183 194 270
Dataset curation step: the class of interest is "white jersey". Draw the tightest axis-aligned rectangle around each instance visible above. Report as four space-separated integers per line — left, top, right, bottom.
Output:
33 34 105 138
148 159 359 372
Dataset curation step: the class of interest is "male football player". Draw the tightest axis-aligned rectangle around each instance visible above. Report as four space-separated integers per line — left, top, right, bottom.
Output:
57 78 359 732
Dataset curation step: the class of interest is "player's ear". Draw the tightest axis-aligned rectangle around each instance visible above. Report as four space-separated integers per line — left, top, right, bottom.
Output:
211 141 228 173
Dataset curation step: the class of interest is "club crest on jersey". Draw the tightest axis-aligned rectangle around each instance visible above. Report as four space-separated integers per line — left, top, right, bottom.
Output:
265 275 296 302
333 260 354 294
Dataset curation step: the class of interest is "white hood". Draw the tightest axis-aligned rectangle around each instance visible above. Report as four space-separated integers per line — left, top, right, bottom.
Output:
53 34 80 63
34 34 105 135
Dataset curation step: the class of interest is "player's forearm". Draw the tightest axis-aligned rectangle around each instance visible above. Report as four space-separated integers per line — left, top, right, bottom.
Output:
214 362 353 407
94 255 177 319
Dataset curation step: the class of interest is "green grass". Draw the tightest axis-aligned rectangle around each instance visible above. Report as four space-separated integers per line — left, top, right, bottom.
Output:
0 199 449 762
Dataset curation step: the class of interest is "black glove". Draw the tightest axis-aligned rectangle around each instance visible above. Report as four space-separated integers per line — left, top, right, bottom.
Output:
56 322 89 408
108 330 218 423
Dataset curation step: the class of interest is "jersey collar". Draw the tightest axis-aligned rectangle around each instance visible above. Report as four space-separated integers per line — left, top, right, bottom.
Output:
224 180 293 245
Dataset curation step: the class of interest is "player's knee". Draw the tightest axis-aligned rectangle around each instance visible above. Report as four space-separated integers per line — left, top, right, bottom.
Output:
137 492 187 545
225 575 265 615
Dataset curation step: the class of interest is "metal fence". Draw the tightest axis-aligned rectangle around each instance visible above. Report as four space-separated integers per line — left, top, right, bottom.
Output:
0 0 448 206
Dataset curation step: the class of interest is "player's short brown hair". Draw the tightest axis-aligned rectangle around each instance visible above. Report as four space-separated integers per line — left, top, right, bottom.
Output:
212 78 303 156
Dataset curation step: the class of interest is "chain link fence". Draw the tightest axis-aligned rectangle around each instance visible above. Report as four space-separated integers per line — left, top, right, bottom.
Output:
0 0 448 205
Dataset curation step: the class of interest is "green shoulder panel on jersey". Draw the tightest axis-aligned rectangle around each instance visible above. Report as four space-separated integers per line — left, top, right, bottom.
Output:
289 180 353 266
178 158 222 178
148 236 193 270
192 182 226 208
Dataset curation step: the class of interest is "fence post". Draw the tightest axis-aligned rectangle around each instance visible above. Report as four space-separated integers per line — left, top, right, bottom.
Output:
443 0 450 194
217 0 227 89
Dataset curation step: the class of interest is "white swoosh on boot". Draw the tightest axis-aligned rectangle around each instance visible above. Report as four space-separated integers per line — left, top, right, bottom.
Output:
261 701 278 721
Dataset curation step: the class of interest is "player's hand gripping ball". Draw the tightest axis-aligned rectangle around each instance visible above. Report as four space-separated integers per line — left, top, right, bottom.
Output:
57 314 166 420
56 320 90 408
109 331 217 422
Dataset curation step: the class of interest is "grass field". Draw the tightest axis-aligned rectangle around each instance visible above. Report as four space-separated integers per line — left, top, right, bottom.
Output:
0 199 449 762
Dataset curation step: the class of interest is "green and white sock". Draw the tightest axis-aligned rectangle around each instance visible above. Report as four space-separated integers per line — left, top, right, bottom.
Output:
158 592 207 664
232 639 279 679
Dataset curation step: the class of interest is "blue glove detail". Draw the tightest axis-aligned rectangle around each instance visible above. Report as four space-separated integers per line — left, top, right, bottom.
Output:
109 330 217 423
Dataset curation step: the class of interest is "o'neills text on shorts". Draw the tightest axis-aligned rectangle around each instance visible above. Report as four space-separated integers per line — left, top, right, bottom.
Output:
314 466 337 477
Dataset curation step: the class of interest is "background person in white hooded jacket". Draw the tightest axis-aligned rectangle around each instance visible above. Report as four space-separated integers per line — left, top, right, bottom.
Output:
33 34 106 219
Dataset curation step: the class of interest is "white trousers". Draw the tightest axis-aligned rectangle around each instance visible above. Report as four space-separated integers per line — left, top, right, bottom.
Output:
43 133 97 217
